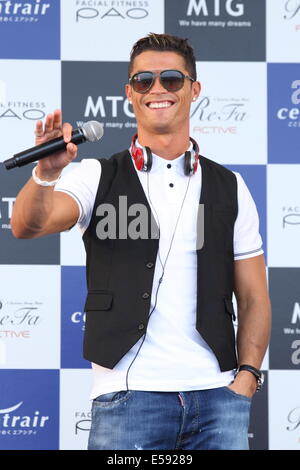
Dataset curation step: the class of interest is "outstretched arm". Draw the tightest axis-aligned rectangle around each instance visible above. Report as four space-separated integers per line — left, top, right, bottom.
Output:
11 110 79 238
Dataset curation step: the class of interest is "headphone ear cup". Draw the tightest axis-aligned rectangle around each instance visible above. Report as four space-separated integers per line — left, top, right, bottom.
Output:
134 147 145 171
184 151 192 176
144 146 152 172
131 134 153 172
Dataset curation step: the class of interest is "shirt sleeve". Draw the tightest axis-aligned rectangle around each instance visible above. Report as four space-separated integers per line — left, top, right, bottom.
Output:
233 172 264 261
54 158 101 233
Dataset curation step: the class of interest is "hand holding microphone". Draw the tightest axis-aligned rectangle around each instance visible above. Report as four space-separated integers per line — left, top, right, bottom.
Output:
3 110 104 182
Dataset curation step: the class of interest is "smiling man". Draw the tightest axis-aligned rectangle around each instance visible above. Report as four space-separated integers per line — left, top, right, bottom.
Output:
11 33 271 450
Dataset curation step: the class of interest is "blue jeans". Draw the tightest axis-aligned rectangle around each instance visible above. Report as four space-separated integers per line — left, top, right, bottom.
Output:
88 387 251 450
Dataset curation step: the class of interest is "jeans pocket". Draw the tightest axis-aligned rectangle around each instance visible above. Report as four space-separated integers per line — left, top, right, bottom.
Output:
93 390 133 407
223 386 252 402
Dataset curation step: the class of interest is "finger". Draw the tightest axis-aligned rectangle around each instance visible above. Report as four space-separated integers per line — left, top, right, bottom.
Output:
53 109 62 130
66 142 78 160
35 120 44 137
62 122 73 143
44 113 54 133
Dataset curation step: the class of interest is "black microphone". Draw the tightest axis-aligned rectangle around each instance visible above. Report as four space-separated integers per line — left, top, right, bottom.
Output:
3 121 104 170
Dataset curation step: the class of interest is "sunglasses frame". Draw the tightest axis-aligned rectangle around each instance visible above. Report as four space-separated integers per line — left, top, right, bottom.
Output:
129 69 195 94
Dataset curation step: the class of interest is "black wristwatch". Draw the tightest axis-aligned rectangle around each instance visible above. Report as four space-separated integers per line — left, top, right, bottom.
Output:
234 364 264 391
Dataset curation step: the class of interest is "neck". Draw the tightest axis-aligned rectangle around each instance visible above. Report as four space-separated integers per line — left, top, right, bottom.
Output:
137 129 190 160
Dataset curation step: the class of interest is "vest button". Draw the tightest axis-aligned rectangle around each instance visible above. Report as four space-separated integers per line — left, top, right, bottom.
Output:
142 292 150 299
146 262 154 269
138 323 145 331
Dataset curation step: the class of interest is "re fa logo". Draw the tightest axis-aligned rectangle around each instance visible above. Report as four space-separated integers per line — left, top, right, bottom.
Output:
284 0 300 20
187 0 245 17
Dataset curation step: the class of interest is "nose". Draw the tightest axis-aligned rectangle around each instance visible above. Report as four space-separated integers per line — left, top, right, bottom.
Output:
149 74 166 94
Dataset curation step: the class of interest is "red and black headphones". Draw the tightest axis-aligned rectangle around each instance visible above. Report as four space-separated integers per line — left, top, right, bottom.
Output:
131 134 200 176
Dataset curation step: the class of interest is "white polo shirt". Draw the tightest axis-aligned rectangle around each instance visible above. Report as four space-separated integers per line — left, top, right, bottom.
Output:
55 151 263 399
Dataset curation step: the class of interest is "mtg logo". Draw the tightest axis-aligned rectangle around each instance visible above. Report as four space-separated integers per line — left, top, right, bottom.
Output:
75 0 149 22
282 206 300 229
0 196 15 230
84 95 134 119
283 302 300 366
284 0 300 20
291 303 300 365
277 80 300 128
187 0 245 17
82 95 136 131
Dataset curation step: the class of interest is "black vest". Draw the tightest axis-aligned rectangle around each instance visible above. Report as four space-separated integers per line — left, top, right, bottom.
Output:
83 150 238 372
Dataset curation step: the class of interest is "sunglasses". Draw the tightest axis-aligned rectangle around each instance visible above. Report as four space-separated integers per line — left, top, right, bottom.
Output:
129 69 195 94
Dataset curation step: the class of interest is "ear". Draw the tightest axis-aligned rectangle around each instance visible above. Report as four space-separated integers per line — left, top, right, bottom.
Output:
192 80 201 101
125 83 132 103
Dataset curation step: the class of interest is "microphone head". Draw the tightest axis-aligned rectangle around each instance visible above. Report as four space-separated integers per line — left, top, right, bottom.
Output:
81 121 104 142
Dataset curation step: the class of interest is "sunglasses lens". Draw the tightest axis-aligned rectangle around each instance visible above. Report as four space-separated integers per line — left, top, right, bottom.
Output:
160 70 184 91
132 72 153 93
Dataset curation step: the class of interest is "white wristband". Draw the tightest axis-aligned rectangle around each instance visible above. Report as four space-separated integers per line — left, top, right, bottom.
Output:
32 166 61 187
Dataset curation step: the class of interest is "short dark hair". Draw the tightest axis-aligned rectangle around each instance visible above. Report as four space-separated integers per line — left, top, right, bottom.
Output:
128 33 197 80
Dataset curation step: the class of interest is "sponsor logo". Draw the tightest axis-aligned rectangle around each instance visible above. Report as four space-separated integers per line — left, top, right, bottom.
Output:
191 95 248 135
282 302 300 334
287 406 300 432
0 401 49 436
284 0 300 21
277 80 300 128
187 0 245 16
0 0 51 23
182 0 251 29
0 100 46 121
75 411 91 434
268 65 300 163
0 299 42 339
282 206 300 228
0 197 15 230
81 95 135 131
281 301 300 365
71 311 86 331
75 0 149 23
270 268 300 369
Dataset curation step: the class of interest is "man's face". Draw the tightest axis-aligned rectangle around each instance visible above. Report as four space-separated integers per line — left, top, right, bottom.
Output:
125 51 200 135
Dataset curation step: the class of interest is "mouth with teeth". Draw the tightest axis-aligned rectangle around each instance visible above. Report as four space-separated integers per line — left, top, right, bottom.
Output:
146 101 174 109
